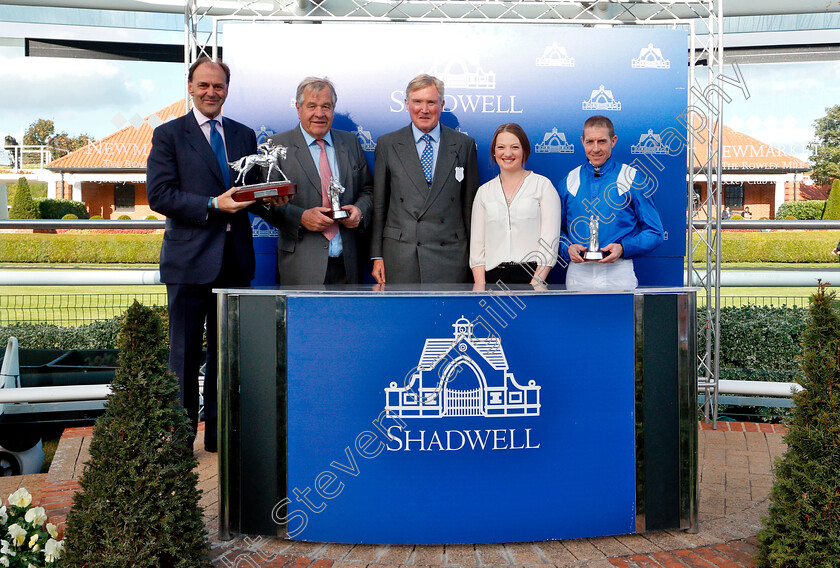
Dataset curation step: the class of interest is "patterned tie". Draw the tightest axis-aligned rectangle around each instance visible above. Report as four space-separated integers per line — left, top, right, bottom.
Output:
420 133 434 186
316 139 338 241
209 119 230 189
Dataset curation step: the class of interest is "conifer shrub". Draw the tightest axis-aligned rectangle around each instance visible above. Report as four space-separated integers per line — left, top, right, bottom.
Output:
756 282 840 566
823 179 840 220
62 302 207 567
9 176 39 219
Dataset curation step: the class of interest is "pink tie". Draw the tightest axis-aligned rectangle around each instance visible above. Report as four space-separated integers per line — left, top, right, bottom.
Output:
316 139 338 241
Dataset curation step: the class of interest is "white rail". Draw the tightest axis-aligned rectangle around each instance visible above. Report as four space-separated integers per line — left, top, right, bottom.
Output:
718 380 802 397
0 384 112 403
0 269 161 285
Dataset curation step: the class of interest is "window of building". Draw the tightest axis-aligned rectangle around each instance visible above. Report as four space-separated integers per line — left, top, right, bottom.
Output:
114 183 135 211
723 184 744 209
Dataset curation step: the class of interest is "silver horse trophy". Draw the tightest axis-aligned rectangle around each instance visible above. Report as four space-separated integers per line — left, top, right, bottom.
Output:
230 141 297 202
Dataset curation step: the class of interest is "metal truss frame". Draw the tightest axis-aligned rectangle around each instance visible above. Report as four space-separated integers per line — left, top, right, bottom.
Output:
184 0 724 427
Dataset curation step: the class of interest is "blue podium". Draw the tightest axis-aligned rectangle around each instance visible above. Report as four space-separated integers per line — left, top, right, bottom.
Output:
216 285 697 543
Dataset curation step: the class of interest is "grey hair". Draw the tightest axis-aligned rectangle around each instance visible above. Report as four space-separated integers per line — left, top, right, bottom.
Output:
405 74 444 101
295 76 337 107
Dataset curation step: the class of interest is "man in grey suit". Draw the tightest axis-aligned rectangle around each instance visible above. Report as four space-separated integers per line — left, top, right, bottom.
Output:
268 77 373 285
371 74 480 284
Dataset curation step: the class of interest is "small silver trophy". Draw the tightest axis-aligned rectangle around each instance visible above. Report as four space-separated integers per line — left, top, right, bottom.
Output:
229 141 297 202
327 177 349 220
583 215 604 261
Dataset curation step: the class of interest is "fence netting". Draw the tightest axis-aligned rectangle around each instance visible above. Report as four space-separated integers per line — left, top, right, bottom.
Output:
0 293 168 326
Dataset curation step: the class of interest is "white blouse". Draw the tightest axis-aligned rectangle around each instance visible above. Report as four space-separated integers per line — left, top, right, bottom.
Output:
469 172 561 271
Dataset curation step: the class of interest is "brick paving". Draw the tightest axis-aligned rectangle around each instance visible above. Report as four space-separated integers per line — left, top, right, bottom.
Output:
10 421 785 567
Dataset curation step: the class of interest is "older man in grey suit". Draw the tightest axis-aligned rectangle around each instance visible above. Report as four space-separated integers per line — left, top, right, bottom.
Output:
268 77 373 285
371 74 479 284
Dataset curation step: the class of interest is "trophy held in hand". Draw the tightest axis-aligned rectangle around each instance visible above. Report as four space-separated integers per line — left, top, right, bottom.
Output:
583 215 605 261
327 178 349 220
230 141 297 202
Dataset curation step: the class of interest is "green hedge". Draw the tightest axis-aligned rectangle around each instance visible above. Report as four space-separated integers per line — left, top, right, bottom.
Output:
0 306 169 349
1 304 807 383
700 304 808 383
0 233 162 263
0 319 122 349
692 231 840 263
776 200 825 220
35 197 90 219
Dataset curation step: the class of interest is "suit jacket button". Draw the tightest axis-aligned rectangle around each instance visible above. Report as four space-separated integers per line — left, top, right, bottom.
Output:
417 242 422 247
440 218 445 223
400 198 404 202
323 244 328 249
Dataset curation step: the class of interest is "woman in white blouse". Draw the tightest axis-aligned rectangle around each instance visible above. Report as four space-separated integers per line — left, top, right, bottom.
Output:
470 123 561 286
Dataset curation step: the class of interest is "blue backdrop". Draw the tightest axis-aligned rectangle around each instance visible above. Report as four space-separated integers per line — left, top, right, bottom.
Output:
224 23 687 286
283 294 636 543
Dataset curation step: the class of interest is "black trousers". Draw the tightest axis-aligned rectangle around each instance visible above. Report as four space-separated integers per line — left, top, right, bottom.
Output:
166 233 248 448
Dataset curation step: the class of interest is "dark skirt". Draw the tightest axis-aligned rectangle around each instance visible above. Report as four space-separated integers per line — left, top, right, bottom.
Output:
484 262 545 285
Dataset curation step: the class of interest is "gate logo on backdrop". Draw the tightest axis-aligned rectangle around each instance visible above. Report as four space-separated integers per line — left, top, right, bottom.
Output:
536 43 575 67
582 85 622 111
355 125 376 152
534 128 575 154
252 217 278 238
631 129 669 155
384 317 541 418
254 126 276 145
429 58 496 89
631 43 670 69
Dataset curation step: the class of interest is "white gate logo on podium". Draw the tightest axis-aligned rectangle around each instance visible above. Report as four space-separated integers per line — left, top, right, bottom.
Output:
384 316 541 418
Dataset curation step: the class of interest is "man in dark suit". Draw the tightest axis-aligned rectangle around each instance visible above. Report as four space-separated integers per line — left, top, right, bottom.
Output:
267 77 373 284
371 74 479 284
146 57 288 452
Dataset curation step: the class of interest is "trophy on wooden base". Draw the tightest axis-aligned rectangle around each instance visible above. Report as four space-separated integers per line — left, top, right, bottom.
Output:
327 177 349 220
230 141 297 202
582 215 605 261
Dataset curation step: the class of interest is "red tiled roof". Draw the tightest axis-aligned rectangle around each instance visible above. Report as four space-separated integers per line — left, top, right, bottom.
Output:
799 185 829 201
47 101 186 171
